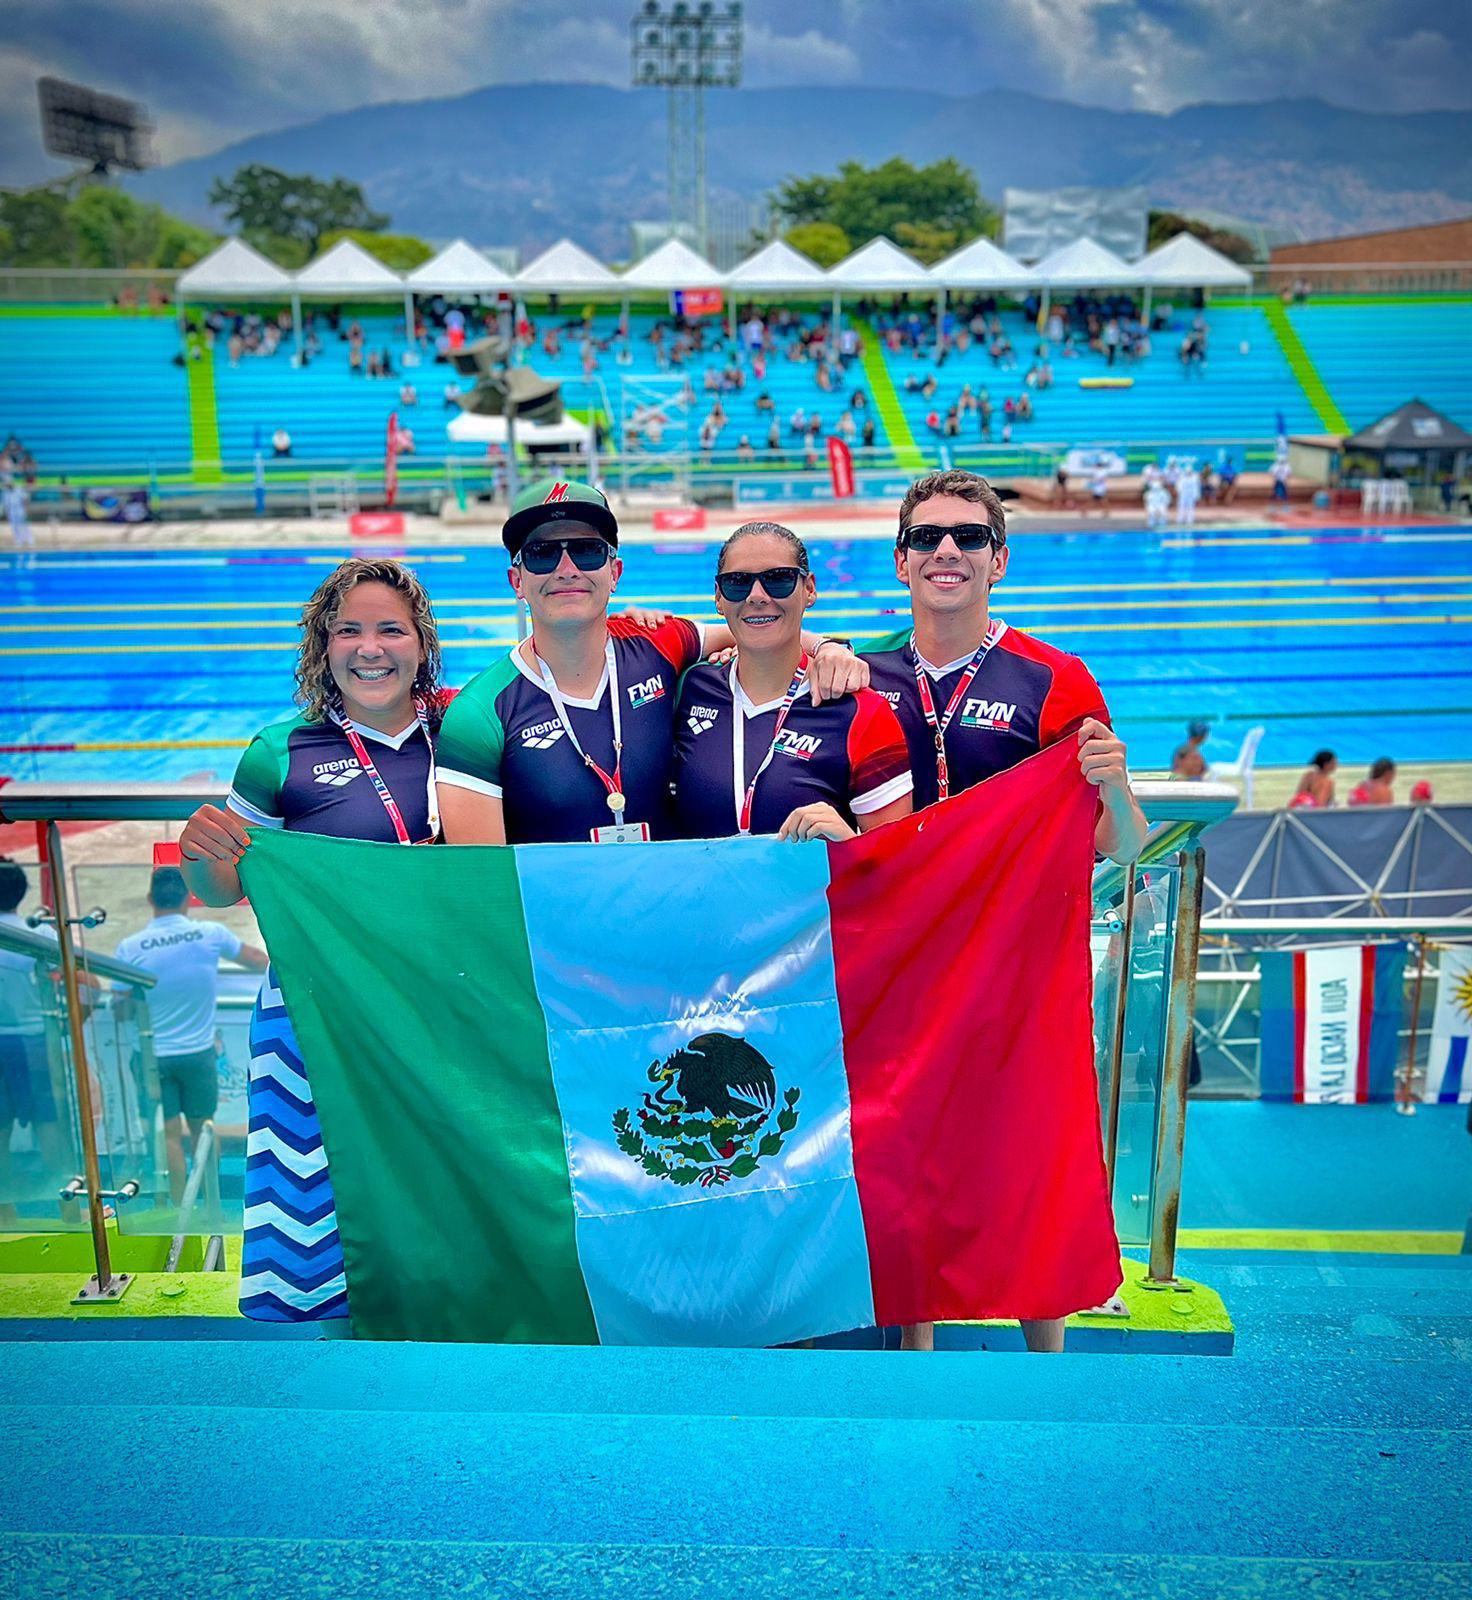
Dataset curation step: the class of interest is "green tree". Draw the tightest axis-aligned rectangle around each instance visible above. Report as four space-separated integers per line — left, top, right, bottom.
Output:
0 188 76 266
318 228 433 271
1148 210 1255 265
775 157 997 264
67 186 166 268
207 163 389 257
784 222 850 269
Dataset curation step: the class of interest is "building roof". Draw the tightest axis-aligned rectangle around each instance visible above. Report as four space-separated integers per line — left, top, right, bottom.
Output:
176 238 294 298
1137 233 1252 288
1344 398 1472 452
826 236 935 291
620 238 724 289
516 239 620 293
930 235 1039 289
407 240 515 293
295 239 405 294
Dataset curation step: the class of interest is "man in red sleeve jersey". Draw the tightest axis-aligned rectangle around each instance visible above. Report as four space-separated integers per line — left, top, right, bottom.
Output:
863 468 1147 1354
437 479 868 844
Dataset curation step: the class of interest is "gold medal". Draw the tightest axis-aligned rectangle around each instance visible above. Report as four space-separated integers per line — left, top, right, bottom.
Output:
607 791 626 813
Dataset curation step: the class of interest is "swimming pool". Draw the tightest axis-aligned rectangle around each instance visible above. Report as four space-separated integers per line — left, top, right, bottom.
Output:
3 521 1469 782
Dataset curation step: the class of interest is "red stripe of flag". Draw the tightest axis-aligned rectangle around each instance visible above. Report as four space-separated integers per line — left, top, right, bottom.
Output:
826 738 1121 1326
1292 950 1307 1102
1356 943 1376 1102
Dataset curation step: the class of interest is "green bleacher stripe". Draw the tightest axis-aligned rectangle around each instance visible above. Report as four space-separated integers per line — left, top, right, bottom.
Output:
849 316 924 470
1263 300 1350 434
186 342 223 483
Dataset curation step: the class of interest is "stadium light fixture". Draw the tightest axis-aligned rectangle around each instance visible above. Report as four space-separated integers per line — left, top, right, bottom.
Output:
630 2 743 258
37 77 155 178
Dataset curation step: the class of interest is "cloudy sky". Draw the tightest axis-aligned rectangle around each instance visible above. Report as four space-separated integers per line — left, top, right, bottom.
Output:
2 0 1467 186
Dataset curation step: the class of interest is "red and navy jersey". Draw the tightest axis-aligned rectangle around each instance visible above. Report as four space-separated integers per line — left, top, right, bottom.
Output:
228 715 437 842
436 618 703 843
862 622 1109 810
672 663 913 839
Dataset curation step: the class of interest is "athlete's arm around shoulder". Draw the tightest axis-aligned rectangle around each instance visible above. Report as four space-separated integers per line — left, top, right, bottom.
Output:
435 662 512 845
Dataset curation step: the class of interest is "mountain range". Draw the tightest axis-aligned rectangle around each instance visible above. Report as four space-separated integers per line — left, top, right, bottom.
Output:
129 82 1472 262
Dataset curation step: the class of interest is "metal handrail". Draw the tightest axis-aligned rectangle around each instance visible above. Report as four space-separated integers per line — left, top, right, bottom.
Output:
0 919 158 988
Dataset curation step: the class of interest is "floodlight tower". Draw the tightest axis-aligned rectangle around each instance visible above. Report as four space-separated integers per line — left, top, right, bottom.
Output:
631 2 742 257
36 77 155 181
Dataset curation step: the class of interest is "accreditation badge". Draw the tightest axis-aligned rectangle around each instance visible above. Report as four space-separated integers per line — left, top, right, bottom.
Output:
590 821 652 844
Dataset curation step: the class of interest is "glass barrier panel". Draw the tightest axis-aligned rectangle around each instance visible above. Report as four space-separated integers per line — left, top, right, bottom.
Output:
0 859 88 1232
67 855 258 1239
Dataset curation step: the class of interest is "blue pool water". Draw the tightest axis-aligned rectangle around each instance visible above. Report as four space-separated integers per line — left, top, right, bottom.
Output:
3 521 1470 783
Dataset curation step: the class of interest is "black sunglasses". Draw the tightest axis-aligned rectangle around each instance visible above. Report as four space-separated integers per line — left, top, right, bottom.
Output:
717 566 808 603
518 536 614 575
899 522 1001 553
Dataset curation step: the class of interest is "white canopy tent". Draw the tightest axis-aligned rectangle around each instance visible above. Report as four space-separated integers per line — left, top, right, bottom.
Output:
176 238 294 300
1136 232 1252 319
294 239 409 355
516 239 621 296
407 241 516 348
620 238 724 289
824 236 934 340
1031 236 1138 320
725 238 830 294
928 236 1039 343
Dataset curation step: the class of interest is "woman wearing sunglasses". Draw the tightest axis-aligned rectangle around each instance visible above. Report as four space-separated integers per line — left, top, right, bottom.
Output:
177 557 448 1322
438 481 869 846
673 523 914 843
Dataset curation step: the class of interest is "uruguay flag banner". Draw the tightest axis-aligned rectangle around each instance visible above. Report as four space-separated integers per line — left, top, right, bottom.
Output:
1259 943 1407 1103
1423 944 1472 1104
238 738 1121 1346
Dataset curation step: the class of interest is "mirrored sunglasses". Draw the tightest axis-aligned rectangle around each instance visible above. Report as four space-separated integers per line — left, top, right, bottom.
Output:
518 536 614 575
900 522 1000 553
716 566 808 603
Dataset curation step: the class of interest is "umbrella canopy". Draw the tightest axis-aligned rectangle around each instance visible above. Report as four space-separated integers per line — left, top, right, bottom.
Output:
621 238 724 289
176 238 293 299
407 239 515 294
725 239 830 293
1344 398 1472 453
826 236 935 291
1137 233 1251 289
295 239 405 296
516 239 620 294
1032 237 1138 288
930 236 1039 290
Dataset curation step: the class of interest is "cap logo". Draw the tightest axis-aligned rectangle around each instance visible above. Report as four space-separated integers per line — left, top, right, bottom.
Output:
545 482 570 503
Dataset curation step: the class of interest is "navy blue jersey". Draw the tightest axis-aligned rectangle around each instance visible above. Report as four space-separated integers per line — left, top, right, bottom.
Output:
228 714 437 842
436 618 703 843
862 622 1108 810
673 662 913 840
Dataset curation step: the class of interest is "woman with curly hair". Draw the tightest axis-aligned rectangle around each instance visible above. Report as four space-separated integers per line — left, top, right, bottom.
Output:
178 557 446 1323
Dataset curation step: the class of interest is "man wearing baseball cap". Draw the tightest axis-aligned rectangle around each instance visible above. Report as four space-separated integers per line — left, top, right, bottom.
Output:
437 478 867 844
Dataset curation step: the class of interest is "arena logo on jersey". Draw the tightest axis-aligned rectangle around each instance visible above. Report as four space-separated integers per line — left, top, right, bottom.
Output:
312 757 363 787
876 690 902 708
775 730 822 760
520 720 567 751
960 698 1017 732
627 674 666 710
687 705 720 735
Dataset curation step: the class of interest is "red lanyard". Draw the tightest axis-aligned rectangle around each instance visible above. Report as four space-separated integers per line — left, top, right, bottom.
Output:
733 654 809 835
331 698 438 844
912 622 1003 801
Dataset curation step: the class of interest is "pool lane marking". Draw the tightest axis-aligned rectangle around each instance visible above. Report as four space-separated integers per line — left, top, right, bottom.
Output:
1163 531 1472 549
7 610 1472 657
7 574 1472 618
1176 1229 1464 1254
11 591 1472 637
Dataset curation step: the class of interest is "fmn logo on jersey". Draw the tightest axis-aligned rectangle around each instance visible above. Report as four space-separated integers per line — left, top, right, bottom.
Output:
960 698 1017 731
312 758 362 787
520 720 567 751
687 704 721 735
628 674 666 710
775 730 823 760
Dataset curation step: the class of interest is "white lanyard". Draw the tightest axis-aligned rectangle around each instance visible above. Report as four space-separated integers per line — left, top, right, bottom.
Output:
729 654 809 835
329 702 439 844
531 636 627 815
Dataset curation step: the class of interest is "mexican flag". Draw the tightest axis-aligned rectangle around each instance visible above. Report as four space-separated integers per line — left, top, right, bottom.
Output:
240 737 1121 1345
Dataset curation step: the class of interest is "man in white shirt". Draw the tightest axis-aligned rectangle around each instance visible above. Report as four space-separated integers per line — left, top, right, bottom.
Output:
0 856 62 1216
112 868 267 1203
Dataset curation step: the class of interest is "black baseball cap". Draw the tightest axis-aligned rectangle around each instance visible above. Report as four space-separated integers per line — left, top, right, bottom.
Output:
502 478 619 557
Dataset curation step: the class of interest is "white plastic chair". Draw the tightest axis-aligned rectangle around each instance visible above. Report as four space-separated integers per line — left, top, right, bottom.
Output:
1210 725 1266 808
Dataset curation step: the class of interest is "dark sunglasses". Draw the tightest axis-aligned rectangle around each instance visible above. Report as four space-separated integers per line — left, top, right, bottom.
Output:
518 536 614 575
900 522 1001 553
716 566 808 603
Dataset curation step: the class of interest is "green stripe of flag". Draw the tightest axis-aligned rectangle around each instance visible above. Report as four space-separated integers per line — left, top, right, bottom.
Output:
241 830 597 1343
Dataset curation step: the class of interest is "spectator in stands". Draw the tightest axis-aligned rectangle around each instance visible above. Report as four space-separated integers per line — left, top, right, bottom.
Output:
1349 759 1396 806
1103 318 1121 367
396 426 416 456
861 417 876 448
271 428 292 459
365 350 381 379
1171 721 1210 779
1290 750 1337 808
851 388 867 410
836 410 856 440
736 435 755 463
755 390 774 414
399 381 418 408
788 406 806 436
379 348 395 378
443 380 463 409
766 419 781 451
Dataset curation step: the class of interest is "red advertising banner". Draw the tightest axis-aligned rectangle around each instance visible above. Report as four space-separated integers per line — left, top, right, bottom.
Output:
673 287 724 318
827 435 855 499
653 507 708 532
350 512 407 540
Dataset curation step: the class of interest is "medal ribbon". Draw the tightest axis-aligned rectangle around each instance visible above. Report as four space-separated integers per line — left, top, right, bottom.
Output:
731 653 810 835
533 636 626 814
912 620 1004 802
330 697 438 845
